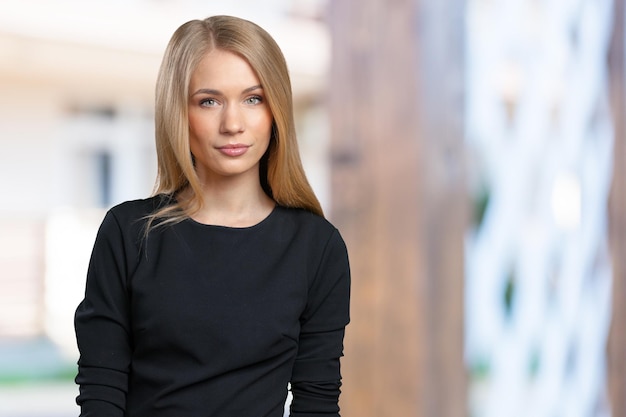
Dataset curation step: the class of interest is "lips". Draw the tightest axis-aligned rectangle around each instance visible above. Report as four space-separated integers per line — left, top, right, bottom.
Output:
217 144 250 157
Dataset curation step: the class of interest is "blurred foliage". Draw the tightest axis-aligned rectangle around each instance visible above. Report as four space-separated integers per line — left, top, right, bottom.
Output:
503 268 516 319
471 183 490 230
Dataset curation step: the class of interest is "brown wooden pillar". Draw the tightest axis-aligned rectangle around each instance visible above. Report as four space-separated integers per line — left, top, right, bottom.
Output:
327 1 467 416
608 0 626 414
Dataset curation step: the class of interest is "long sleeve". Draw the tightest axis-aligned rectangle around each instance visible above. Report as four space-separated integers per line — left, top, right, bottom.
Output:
74 210 134 416
290 229 351 416
73 200 349 417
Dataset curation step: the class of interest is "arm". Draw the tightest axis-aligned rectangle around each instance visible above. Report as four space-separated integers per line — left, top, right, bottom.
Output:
290 229 351 417
74 210 133 417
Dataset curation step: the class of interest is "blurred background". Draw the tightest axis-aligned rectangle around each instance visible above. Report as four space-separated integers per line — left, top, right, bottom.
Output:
0 0 624 416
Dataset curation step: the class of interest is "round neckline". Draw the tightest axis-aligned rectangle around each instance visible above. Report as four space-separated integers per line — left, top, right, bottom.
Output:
184 204 280 231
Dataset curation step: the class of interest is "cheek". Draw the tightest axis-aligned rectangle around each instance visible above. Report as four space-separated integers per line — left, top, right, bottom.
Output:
188 132 199 151
187 112 203 136
259 112 273 140
264 123 273 141
187 117 205 157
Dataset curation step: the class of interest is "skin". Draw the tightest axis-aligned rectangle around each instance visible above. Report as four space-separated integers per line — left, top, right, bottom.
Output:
185 48 276 227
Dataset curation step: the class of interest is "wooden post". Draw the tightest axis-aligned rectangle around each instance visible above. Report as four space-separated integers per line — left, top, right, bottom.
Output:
608 0 626 414
327 1 467 416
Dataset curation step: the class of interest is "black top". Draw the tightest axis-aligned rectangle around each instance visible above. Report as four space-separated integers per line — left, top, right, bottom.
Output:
74 196 350 417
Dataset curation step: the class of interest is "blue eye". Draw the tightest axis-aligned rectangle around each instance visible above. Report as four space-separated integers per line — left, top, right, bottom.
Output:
245 96 263 105
200 98 218 107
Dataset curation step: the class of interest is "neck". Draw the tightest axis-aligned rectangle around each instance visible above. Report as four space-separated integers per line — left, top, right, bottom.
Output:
180 171 275 227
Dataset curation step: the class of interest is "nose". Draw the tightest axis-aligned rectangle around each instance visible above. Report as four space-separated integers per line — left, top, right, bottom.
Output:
220 104 244 134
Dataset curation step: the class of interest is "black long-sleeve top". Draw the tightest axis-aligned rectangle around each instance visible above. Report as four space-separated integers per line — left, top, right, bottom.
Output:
74 196 350 416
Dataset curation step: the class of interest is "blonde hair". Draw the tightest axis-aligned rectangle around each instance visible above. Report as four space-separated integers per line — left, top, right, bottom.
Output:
149 15 323 229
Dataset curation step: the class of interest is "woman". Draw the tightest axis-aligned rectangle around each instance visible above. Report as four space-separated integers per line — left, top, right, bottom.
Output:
74 15 350 417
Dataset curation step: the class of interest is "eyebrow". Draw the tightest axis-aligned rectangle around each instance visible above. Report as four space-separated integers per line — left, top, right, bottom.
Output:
191 85 263 97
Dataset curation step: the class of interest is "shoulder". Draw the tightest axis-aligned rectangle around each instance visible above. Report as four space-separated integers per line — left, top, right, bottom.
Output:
274 206 337 234
107 194 172 225
273 206 347 251
94 195 172 242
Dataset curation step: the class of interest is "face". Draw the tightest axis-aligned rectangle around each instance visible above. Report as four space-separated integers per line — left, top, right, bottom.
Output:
187 48 273 184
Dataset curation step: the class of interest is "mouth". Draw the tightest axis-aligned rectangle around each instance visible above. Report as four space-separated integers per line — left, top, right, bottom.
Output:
217 144 250 157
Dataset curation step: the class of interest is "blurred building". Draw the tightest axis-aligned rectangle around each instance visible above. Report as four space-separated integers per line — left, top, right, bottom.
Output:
464 0 616 416
327 0 624 416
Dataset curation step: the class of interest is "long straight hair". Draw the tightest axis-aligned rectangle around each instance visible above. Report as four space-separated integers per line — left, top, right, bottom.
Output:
147 15 323 230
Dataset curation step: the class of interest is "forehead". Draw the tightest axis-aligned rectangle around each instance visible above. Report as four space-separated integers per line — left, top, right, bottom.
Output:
190 48 260 89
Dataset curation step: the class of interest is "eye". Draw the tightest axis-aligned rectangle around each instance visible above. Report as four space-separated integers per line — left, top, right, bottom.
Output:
199 98 218 107
244 95 263 105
